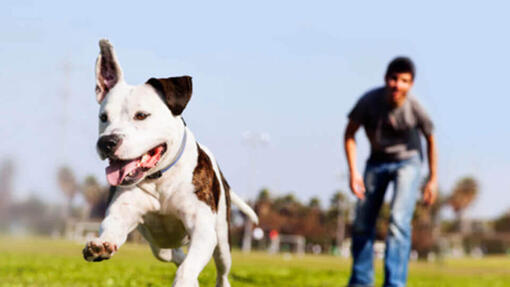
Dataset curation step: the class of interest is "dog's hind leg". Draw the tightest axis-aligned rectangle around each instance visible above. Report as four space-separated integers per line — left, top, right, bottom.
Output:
149 244 186 266
213 227 231 287
139 226 186 266
171 248 186 266
149 245 172 262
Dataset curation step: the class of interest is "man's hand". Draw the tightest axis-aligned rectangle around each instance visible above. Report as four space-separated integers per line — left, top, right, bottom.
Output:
422 177 438 206
344 120 364 200
349 171 366 200
423 134 438 206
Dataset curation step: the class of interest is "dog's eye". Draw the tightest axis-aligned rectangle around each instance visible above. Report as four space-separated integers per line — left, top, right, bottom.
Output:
134 112 150 121
99 113 108 123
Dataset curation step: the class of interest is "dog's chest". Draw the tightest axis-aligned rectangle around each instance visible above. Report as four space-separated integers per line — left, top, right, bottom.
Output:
139 212 189 248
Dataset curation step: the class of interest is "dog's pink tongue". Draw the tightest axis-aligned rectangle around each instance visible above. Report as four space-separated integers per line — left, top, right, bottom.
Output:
105 160 139 186
141 146 164 169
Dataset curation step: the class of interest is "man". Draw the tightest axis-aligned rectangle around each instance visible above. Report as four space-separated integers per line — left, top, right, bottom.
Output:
344 57 437 287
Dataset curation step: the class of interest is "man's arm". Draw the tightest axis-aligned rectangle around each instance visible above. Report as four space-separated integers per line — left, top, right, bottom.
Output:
344 120 366 200
423 134 438 205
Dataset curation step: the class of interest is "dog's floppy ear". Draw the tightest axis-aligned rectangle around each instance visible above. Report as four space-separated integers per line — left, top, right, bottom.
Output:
146 76 192 116
95 39 124 103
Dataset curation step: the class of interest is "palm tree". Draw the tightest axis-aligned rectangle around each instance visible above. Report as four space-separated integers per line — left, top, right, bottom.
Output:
308 197 321 209
82 175 102 206
57 166 77 217
330 191 348 250
449 177 478 234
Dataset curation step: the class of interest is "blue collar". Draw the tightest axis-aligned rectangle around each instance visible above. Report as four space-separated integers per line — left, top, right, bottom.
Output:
147 129 187 179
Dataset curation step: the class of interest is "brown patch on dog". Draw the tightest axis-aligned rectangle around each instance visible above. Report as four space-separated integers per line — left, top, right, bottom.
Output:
146 76 192 116
193 144 220 212
220 170 232 248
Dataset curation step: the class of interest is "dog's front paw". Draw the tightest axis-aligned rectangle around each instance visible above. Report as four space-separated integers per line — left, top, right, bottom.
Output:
82 239 117 262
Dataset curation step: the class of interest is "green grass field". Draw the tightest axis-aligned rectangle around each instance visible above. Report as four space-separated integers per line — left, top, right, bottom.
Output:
1 236 509 286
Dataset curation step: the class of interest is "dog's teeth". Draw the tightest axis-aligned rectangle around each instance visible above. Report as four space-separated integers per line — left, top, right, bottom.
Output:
142 154 150 163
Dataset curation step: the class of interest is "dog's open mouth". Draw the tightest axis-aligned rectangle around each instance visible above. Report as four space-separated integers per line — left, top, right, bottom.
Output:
105 144 167 186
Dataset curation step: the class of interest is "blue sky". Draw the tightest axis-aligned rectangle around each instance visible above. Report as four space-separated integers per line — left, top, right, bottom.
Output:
1 1 509 218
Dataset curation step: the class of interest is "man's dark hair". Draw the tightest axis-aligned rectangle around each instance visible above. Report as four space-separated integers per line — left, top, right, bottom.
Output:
385 56 415 80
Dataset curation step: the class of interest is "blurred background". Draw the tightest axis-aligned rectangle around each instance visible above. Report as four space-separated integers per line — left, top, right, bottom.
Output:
1 0 510 261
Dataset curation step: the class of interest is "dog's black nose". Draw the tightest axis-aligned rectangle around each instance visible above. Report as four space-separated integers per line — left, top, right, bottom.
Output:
97 135 122 157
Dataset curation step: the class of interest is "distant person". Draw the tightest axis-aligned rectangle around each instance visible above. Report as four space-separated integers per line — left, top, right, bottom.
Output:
343 57 437 287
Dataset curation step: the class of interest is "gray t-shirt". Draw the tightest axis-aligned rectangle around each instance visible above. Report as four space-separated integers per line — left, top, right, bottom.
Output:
348 87 434 162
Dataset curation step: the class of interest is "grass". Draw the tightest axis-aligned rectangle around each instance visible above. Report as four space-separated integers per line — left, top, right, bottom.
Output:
1 235 509 286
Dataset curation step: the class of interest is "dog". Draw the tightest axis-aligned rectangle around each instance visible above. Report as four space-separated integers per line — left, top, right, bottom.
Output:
82 39 258 287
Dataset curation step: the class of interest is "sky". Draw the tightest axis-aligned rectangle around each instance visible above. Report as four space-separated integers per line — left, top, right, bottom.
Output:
1 1 509 219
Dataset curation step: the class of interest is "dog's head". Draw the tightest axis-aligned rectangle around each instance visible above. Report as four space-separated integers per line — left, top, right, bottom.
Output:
94 39 192 187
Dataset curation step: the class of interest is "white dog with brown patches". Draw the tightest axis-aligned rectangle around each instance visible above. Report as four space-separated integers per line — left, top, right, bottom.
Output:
82 39 258 287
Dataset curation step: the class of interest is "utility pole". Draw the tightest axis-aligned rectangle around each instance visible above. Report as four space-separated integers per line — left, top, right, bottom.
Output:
334 170 348 252
58 60 76 218
0 160 14 223
59 60 73 163
335 193 346 250
241 131 269 253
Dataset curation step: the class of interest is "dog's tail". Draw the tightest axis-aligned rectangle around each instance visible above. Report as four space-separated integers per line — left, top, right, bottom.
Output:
230 191 259 225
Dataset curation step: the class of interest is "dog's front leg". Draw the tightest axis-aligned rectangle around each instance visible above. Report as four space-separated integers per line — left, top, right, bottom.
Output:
83 187 159 262
173 206 217 287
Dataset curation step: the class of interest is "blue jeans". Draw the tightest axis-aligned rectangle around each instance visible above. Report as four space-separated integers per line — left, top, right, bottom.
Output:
348 156 421 287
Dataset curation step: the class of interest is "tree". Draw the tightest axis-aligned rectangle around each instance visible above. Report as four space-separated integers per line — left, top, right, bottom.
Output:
257 188 271 202
308 197 321 209
493 210 510 233
57 166 78 217
80 175 109 219
329 191 349 249
82 175 103 206
412 188 446 258
449 176 479 234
